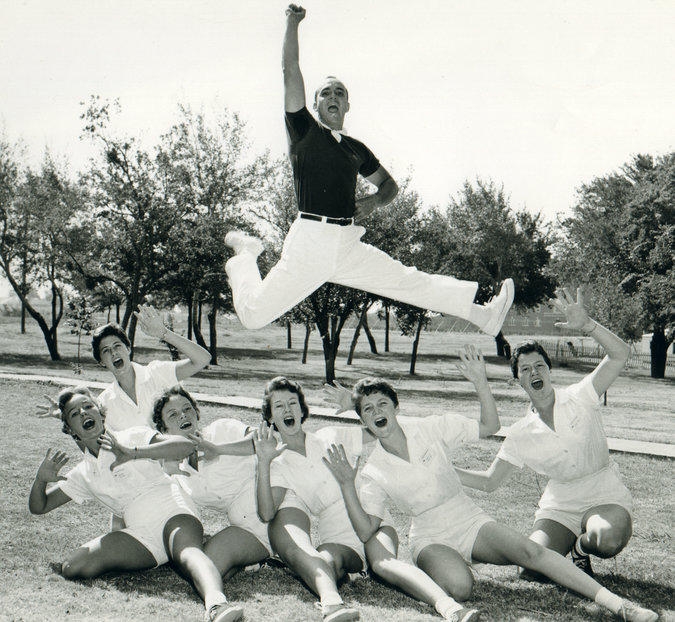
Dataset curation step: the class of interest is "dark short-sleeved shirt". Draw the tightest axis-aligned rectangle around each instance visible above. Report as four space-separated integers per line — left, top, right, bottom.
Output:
285 107 381 218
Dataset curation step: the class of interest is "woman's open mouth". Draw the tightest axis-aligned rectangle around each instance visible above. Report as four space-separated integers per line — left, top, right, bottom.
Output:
531 379 544 390
82 417 96 430
283 415 295 427
112 358 124 369
374 417 387 428
179 421 192 430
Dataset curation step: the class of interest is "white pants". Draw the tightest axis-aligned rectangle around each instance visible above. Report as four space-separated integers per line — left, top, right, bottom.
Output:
226 218 479 329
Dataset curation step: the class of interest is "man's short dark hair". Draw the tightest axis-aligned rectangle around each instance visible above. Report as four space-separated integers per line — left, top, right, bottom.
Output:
91 323 130 362
152 385 200 433
352 377 399 416
510 340 553 379
261 376 310 427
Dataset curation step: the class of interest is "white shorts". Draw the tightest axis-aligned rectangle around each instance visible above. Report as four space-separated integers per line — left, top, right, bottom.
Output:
225 483 274 556
409 494 495 565
316 500 366 568
122 482 199 566
280 496 366 568
536 461 633 536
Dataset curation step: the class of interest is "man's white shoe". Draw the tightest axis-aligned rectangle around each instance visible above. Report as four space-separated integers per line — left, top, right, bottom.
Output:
481 278 515 337
618 600 658 622
224 230 264 258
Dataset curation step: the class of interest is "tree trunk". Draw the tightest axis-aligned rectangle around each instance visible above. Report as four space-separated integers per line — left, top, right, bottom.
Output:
347 307 367 365
409 317 424 375
191 297 207 349
121 299 133 330
384 304 390 352
115 303 121 324
187 300 193 340
495 331 512 359
198 301 203 331
650 327 668 379
362 312 378 354
20 266 27 334
207 300 218 365
302 322 311 364
127 313 138 355
1 261 61 359
287 320 292 349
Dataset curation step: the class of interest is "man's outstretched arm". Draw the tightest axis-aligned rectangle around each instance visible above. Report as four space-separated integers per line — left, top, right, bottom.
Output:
283 4 306 113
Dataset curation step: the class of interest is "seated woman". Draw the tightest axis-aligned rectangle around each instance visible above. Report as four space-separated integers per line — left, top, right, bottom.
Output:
455 288 635 579
253 377 376 622
323 371 657 622
28 386 244 622
324 346 498 622
152 385 272 580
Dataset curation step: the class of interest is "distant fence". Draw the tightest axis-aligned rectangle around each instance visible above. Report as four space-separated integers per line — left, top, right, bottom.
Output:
535 338 674 371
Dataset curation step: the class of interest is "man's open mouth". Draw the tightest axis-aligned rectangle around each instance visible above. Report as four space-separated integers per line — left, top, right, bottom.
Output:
531 379 544 390
374 417 387 428
328 104 338 112
82 417 96 430
283 415 295 427
179 421 192 430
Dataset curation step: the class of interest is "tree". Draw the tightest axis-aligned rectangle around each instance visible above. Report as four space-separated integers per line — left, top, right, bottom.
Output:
443 178 557 355
65 292 97 374
157 104 265 363
0 146 80 360
75 96 185 347
554 153 675 378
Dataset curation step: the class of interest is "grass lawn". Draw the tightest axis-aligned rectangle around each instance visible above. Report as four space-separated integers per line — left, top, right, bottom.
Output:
0 311 673 620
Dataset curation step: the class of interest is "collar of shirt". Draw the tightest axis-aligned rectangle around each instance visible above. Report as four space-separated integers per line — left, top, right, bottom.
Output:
318 120 348 142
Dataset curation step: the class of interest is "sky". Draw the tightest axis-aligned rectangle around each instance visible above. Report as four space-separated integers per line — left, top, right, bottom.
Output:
1 0 674 222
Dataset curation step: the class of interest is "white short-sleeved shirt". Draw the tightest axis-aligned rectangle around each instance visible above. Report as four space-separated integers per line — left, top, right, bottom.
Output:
270 426 363 516
497 374 610 481
57 427 173 517
174 418 255 509
359 414 480 518
98 361 178 430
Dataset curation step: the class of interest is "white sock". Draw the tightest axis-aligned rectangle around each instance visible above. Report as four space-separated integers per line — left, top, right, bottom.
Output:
435 595 463 618
320 592 343 609
594 587 623 614
204 591 227 612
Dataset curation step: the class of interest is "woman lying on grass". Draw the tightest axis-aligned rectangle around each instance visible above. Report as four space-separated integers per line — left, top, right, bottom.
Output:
455 288 635 579
152 385 275 580
322 369 658 622
28 386 244 622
